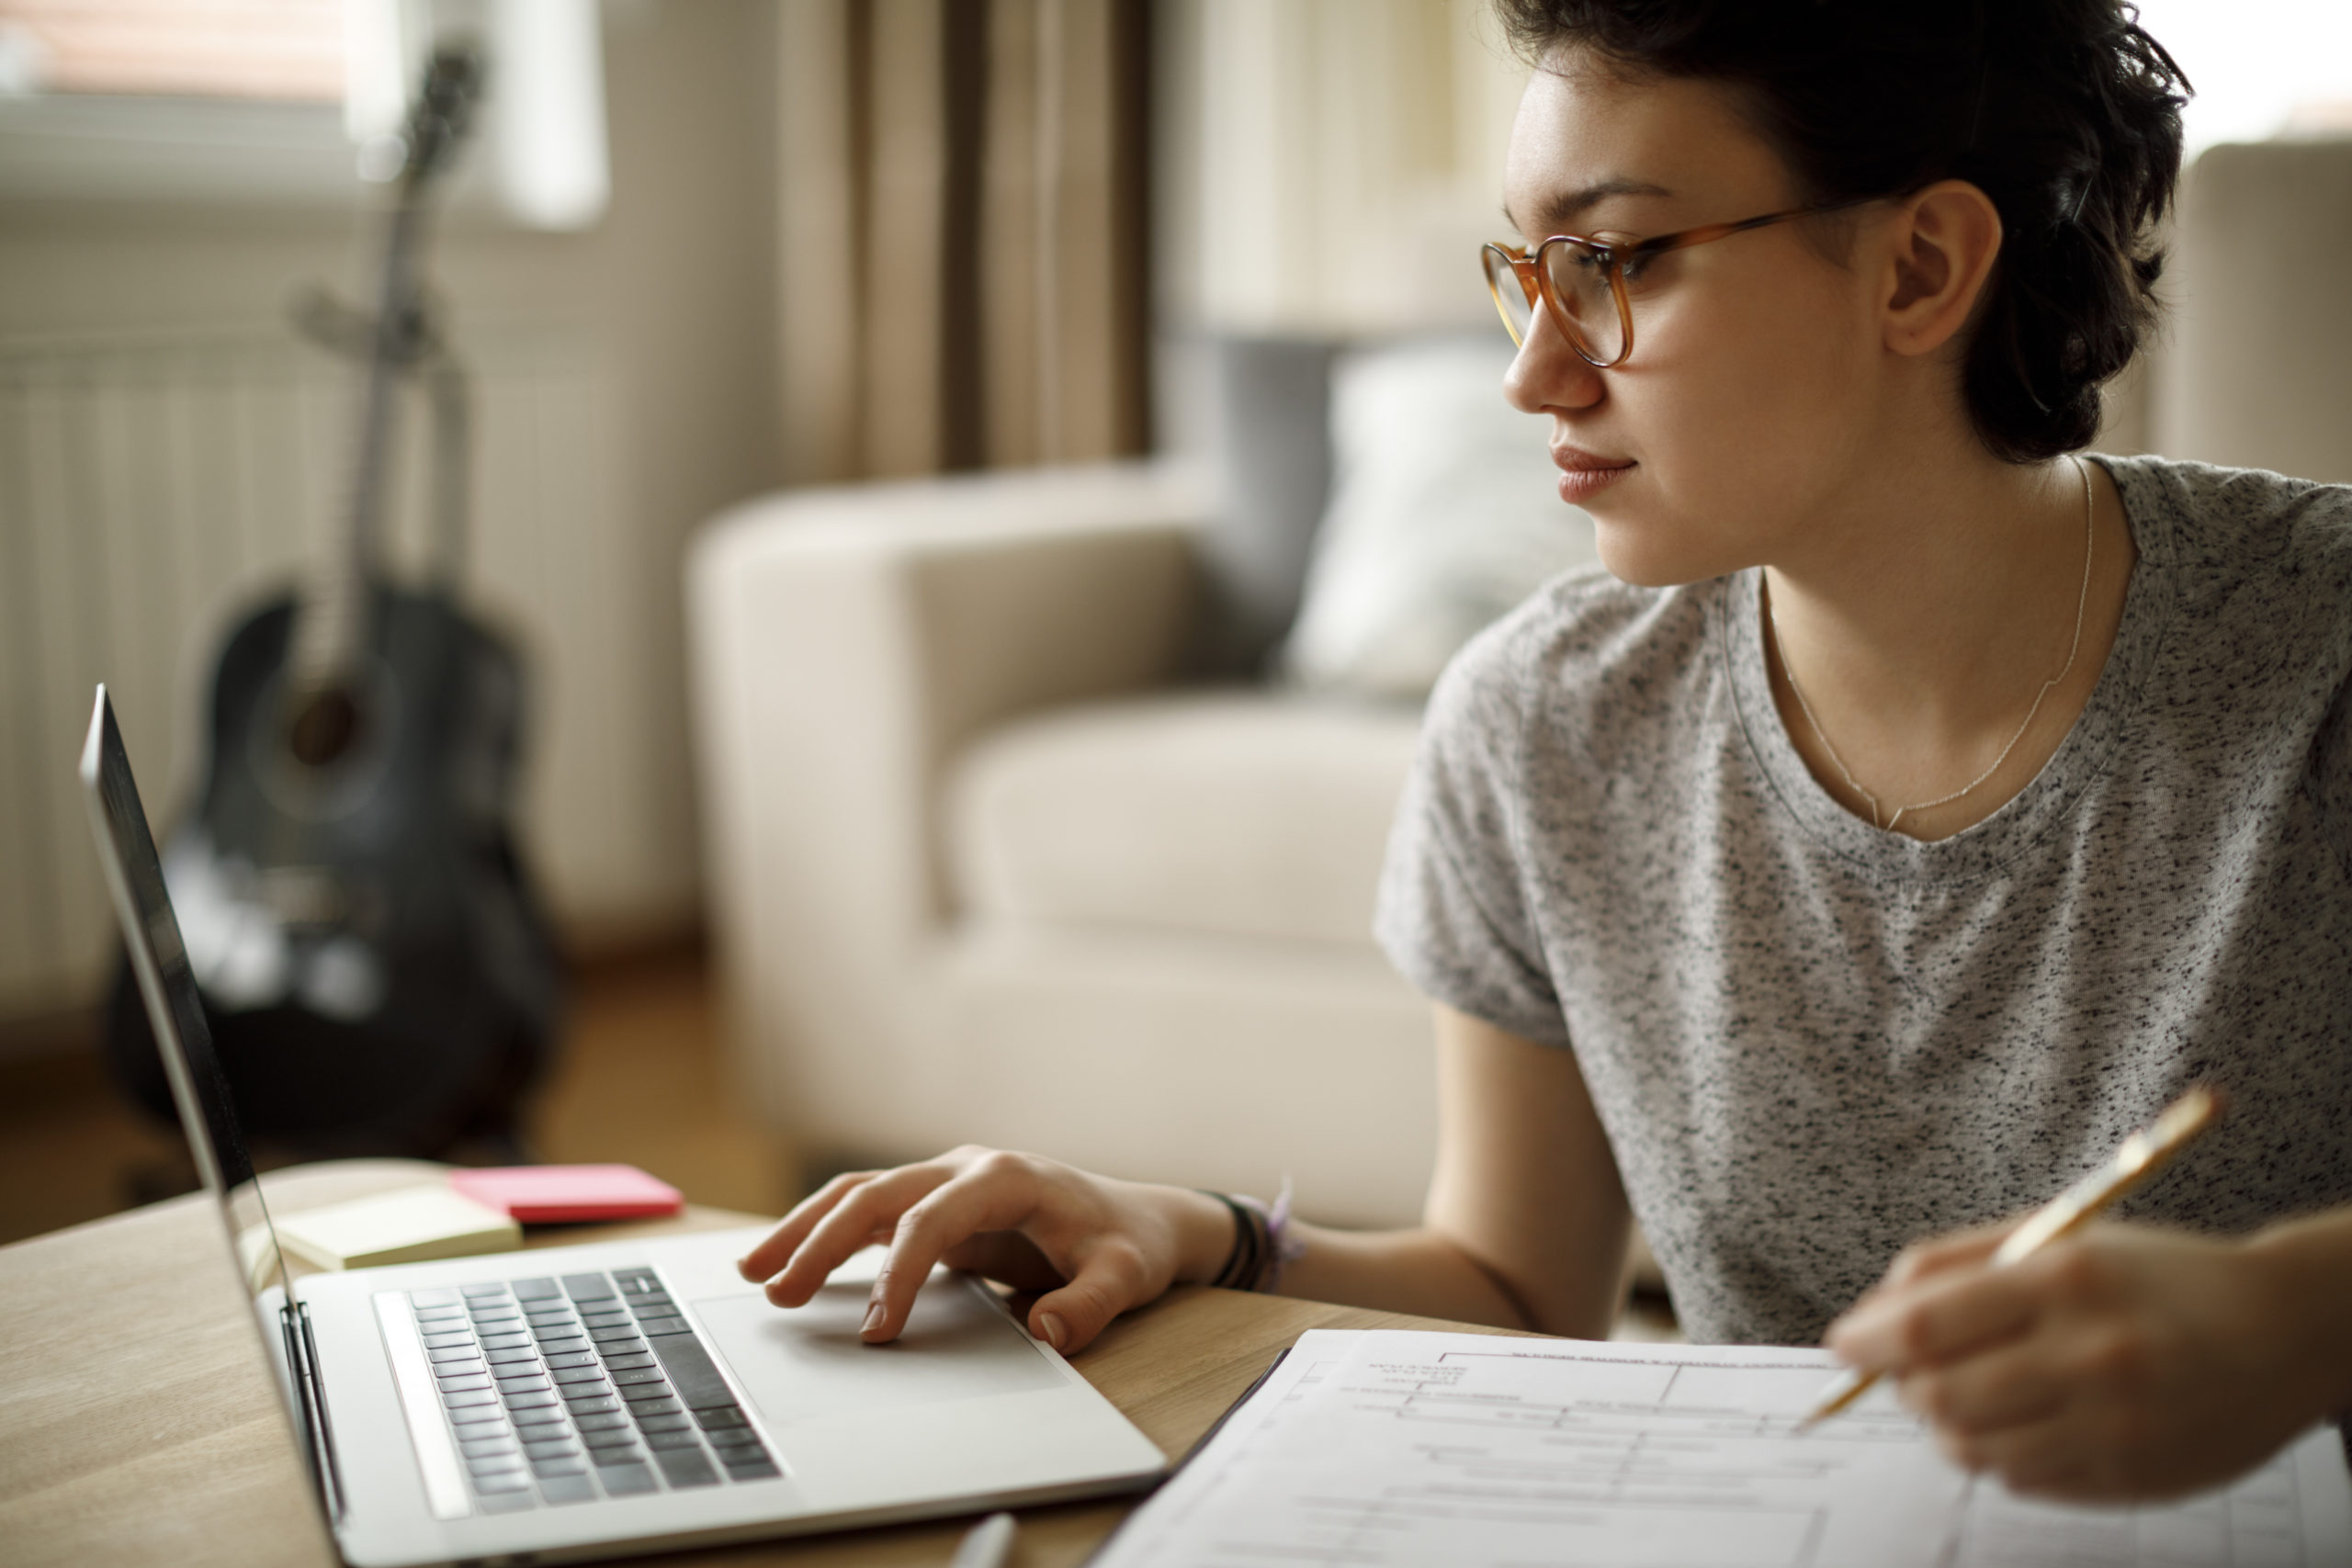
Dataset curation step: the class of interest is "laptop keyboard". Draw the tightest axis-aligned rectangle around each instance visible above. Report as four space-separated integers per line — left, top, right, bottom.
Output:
410 1267 780 1514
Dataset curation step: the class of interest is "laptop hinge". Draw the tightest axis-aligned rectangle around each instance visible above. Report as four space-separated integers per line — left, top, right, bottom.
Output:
283 1301 346 1524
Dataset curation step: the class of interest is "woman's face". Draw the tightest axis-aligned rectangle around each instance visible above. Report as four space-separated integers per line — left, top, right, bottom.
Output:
1501 54 1896 586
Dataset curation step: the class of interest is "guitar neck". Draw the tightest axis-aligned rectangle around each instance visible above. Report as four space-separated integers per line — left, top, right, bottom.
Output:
288 193 432 694
287 44 478 701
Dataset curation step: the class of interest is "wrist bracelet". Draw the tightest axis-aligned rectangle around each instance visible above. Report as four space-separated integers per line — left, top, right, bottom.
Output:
1203 1179 1305 1293
1263 1178 1302 1293
1204 1191 1268 1291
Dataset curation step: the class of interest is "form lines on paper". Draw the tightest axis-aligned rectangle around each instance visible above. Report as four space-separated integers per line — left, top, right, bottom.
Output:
1091 1333 2352 1568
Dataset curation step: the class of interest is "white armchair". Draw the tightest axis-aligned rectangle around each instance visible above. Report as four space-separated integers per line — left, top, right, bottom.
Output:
685 463 1437 1227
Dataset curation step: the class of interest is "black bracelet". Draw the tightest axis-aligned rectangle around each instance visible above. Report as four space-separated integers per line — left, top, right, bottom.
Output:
1203 1190 1270 1292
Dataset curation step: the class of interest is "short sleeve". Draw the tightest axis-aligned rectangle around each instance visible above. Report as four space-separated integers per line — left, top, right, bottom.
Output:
2293 480 2352 880
2314 674 2352 885
1374 621 1572 1047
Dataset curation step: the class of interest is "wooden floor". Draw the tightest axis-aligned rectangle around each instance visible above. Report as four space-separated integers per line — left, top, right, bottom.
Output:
0 944 801 1249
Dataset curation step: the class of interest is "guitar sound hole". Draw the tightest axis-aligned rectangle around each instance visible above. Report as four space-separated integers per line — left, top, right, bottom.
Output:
288 688 364 768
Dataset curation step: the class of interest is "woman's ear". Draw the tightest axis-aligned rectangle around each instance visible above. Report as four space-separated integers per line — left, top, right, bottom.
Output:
1880 179 2004 358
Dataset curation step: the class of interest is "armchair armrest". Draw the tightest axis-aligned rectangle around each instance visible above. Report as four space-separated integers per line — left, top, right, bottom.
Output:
685 461 1210 1144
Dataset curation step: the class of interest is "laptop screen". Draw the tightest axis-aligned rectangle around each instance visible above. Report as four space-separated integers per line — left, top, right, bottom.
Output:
78 685 292 1301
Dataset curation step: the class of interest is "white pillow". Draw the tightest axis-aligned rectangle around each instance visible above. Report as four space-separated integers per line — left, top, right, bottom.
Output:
1281 336 1600 699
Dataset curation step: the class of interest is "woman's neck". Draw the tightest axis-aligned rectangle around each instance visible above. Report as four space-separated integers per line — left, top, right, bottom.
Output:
1759 441 2138 840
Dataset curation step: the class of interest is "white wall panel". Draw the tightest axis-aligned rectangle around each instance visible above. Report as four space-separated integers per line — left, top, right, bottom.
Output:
0 325 661 1017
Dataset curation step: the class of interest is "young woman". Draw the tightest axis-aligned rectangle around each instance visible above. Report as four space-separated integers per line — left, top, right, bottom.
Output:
738 0 2352 1503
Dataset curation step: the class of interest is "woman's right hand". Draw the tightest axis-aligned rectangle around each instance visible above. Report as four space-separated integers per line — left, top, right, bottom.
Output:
732 1146 1234 1356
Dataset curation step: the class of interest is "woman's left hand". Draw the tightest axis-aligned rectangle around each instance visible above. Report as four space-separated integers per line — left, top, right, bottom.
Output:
1824 1220 2335 1502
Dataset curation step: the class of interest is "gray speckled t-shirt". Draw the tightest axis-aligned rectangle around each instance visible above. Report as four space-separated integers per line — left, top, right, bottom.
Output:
1374 456 2352 1346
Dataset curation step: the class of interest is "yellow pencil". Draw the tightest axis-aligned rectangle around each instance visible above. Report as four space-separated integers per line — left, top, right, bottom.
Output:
1797 1084 2226 1433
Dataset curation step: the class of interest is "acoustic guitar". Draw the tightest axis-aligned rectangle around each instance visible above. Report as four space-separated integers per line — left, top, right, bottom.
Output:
107 46 563 1158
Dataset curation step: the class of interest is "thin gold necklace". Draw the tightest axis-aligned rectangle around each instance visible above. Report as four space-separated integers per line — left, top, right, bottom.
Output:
1769 456 2096 835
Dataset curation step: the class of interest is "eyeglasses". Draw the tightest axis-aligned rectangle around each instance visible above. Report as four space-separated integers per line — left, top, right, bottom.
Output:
1482 202 1862 367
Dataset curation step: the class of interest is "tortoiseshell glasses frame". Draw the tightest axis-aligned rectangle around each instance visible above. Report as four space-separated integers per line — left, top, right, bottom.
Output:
1482 200 1870 367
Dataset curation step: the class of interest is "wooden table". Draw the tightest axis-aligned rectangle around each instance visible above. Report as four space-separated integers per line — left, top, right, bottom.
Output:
0 1161 1532 1568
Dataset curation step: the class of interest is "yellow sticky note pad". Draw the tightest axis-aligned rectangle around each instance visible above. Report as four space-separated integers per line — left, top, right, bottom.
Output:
272 1185 522 1271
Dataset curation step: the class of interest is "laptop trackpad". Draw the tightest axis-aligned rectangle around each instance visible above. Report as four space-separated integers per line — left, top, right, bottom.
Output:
696 1279 1063 1427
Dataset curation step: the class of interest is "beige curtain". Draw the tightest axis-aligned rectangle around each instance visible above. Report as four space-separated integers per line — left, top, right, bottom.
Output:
776 0 1151 485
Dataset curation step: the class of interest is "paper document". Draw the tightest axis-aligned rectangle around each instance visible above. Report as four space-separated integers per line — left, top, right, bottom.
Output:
1092 1331 2352 1568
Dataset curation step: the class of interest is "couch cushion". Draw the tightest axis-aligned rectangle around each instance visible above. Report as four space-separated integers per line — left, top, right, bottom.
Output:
1283 334 1598 698
1193 335 1339 677
945 692 1424 947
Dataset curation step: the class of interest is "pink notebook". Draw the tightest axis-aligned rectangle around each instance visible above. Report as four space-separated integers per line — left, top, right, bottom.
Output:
449 1164 684 1224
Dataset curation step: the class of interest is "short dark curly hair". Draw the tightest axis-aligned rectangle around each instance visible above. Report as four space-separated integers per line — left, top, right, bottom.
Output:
1490 0 2189 462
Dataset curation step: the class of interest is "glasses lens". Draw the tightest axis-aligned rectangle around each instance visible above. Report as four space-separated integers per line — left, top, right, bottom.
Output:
1537 240 1626 365
1482 246 1533 346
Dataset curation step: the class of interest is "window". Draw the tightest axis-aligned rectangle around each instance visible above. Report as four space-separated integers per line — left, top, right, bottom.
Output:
2134 0 2352 156
0 1 345 102
0 0 606 230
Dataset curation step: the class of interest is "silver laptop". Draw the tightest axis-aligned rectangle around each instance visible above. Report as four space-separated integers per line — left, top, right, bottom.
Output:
79 686 1165 1566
